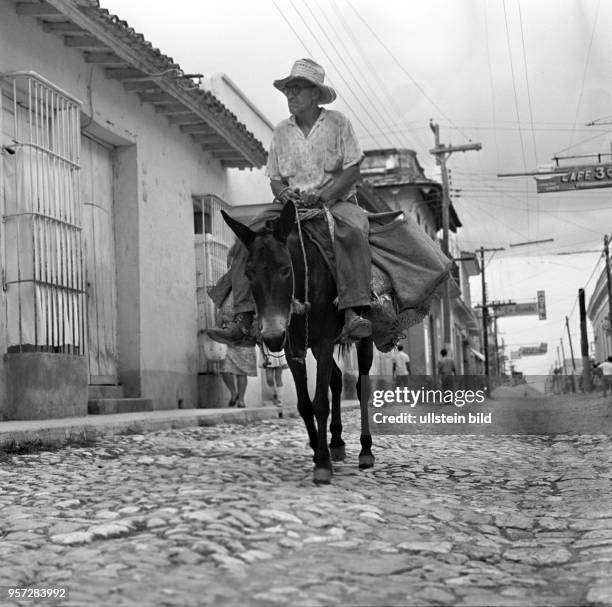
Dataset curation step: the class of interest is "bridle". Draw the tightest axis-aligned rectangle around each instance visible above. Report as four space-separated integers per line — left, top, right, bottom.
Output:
262 202 317 363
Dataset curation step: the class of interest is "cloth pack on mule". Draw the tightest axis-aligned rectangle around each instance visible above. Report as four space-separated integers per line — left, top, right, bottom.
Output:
300 208 452 351
207 207 452 352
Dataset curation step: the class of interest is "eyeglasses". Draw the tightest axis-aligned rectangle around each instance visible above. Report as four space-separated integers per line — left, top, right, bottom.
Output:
285 84 315 96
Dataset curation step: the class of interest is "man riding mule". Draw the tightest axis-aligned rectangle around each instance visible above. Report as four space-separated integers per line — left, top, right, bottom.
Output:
207 59 452 484
208 58 452 350
208 58 372 346
220 199 375 484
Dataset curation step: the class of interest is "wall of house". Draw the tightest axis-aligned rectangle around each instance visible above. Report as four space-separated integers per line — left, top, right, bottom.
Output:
0 1 267 413
203 74 273 207
587 270 611 362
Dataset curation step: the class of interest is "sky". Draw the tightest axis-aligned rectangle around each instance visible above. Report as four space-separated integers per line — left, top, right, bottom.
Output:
100 0 612 374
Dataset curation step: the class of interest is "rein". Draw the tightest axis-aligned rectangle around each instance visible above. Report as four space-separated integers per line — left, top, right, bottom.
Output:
292 204 312 358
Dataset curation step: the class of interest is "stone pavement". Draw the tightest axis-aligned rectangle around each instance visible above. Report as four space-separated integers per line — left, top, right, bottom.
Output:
0 395 611 606
0 402 343 451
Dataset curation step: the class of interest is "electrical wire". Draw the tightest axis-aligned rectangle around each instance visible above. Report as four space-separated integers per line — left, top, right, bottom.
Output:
270 0 384 148
330 0 430 155
345 1 473 143
285 0 388 148
483 0 501 172
516 0 538 164
301 0 402 150
566 0 601 151
502 0 531 240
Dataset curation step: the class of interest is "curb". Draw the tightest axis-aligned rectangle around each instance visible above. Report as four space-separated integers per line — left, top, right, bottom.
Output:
0 401 361 451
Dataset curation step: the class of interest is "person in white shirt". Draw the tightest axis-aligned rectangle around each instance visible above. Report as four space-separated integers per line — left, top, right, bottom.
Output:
392 345 411 387
598 356 612 397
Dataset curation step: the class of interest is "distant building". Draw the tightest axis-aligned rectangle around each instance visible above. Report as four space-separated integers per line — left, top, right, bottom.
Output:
587 268 611 362
356 148 482 376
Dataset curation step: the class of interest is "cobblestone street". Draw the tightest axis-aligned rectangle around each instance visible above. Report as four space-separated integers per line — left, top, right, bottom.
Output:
1 399 612 607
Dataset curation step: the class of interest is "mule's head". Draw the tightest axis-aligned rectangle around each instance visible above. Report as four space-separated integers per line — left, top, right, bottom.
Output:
221 202 296 352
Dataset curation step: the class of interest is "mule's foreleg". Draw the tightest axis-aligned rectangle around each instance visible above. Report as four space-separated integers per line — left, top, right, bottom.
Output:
287 356 317 457
312 343 335 484
356 337 375 469
329 359 346 462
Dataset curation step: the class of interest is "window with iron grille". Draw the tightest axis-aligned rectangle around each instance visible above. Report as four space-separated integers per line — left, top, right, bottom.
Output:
0 72 85 354
193 194 233 372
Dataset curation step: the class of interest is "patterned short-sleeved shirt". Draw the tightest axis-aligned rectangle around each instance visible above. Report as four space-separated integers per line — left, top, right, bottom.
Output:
266 109 363 197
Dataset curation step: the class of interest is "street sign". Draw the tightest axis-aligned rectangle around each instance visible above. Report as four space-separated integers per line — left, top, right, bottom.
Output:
495 302 539 317
537 290 546 320
519 343 548 356
535 163 612 193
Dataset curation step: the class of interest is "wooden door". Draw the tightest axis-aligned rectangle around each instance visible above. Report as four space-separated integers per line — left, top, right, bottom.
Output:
81 134 118 384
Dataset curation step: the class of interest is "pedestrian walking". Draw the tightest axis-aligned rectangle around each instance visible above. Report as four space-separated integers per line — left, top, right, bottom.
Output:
392 344 411 388
220 344 257 408
598 357 612 397
437 348 456 391
261 345 288 406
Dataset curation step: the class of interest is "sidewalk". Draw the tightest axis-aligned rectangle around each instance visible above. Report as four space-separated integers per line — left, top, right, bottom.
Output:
0 400 361 451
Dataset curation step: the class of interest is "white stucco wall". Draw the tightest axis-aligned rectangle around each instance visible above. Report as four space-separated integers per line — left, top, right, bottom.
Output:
0 1 269 409
202 74 274 207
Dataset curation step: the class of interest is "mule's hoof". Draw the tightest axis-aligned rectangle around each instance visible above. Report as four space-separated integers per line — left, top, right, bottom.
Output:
358 453 375 469
313 467 332 484
330 444 346 462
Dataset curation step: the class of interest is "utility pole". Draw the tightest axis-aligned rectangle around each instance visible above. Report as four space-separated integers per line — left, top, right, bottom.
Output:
565 315 577 391
560 338 570 392
565 316 576 371
478 246 504 388
579 288 592 392
560 338 567 376
493 313 500 376
430 122 481 352
603 235 612 353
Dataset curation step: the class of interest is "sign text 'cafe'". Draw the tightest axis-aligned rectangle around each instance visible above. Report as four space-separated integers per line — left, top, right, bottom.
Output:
536 163 612 193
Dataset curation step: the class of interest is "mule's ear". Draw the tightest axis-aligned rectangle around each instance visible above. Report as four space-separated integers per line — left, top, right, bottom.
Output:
221 210 256 248
273 200 295 243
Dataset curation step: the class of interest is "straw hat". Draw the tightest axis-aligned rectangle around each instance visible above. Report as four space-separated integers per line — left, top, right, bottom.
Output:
273 59 336 104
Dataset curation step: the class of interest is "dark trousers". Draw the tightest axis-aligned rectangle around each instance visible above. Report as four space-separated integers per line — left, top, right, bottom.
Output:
219 201 372 313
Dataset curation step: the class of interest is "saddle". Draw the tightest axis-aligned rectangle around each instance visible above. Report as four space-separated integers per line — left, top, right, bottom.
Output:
298 208 442 352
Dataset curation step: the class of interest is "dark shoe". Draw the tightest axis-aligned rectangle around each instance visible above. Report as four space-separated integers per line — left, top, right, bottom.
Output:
227 397 237 408
207 312 256 346
340 309 372 340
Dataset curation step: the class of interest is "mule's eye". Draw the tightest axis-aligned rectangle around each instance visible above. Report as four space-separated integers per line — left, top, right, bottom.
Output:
280 267 291 278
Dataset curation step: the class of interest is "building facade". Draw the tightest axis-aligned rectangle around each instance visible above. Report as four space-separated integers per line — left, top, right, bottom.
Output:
0 0 271 419
357 148 482 378
587 267 612 363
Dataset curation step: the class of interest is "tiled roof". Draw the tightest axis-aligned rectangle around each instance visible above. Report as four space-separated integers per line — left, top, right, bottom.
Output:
13 0 267 168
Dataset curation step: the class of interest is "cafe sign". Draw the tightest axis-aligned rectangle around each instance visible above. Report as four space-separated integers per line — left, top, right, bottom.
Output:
536 163 612 193
519 343 548 356
495 302 539 317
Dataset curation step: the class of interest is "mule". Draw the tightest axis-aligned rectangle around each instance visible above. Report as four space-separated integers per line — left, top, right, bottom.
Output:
221 200 375 484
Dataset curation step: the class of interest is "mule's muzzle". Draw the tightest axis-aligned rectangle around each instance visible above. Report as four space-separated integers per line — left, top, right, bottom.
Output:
261 330 286 353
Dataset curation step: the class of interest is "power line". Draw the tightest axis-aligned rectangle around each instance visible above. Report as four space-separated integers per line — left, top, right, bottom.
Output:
270 0 385 148
345 2 473 143
567 0 601 151
516 0 538 164
286 0 388 147
502 0 528 174
327 0 430 154
483 0 501 172
303 0 403 149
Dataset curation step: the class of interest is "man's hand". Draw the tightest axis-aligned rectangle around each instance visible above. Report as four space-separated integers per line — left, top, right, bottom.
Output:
276 187 302 206
301 191 323 208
